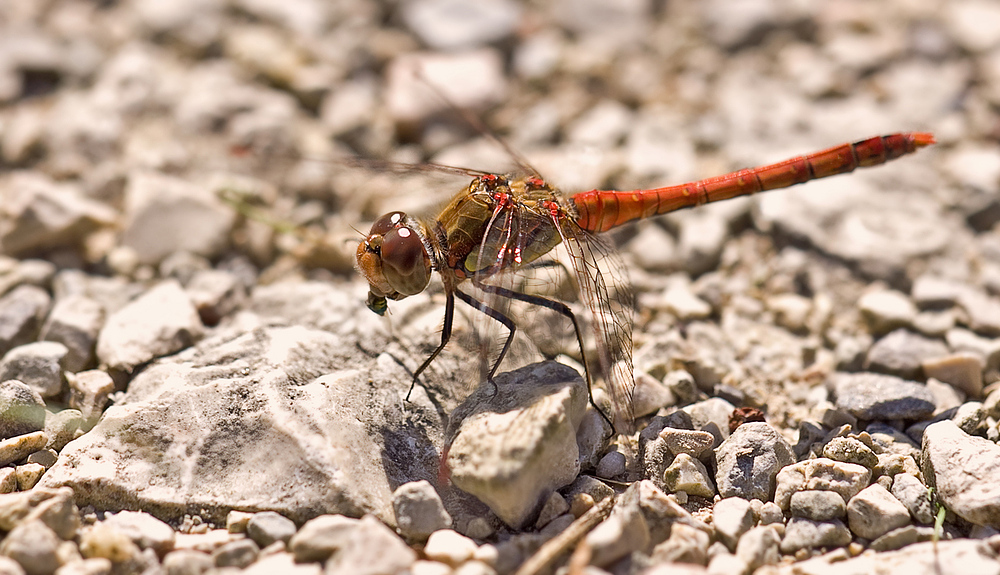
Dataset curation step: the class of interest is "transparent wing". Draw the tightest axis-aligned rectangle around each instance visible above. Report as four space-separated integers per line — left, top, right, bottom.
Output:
553 212 636 434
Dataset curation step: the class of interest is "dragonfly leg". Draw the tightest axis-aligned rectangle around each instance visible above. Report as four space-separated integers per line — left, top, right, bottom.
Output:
454 289 517 396
473 282 616 434
407 291 456 401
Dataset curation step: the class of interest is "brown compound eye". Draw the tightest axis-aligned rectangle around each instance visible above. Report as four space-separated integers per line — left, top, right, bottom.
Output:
369 211 406 238
380 226 431 297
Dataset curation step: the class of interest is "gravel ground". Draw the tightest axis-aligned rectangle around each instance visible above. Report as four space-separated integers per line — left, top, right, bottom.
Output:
1 0 1000 574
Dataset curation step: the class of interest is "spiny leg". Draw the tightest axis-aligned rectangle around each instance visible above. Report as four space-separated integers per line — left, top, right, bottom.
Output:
407 290 456 401
454 289 517 396
474 281 616 433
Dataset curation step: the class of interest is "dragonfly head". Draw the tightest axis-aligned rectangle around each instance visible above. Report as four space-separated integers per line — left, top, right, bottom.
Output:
355 211 432 315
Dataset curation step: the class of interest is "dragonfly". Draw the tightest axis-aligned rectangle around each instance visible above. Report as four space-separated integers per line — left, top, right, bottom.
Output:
355 132 935 435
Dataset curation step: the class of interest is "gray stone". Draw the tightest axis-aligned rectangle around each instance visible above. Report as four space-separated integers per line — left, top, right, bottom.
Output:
0 520 60 575
22 487 78 541
873 453 920 479
25 449 56 470
782 518 852 555
587 480 708 567
660 428 716 459
104 511 175 557
869 525 941 552
211 538 258 568
162 549 213 575
0 286 51 359
684 397 736 440
0 380 46 439
662 453 715 498
324 515 416 575
714 422 795 501
226 510 252 534
774 458 870 510
0 173 115 257
184 270 246 326
659 279 713 321
41 321 446 526
243 551 321 575
43 409 82 452
95 280 205 372
921 420 1000 527
922 353 985 397
401 0 521 50
66 371 114 428
776 539 999 574
846 484 911 540
953 401 987 434
423 529 477 566
79 522 141 563
39 295 103 374
586 495 650 568
663 371 700 405
121 171 236 265
246 511 295 548
734 525 780 572
444 362 587 529
712 497 754 551
385 51 506 124
288 515 359 564
392 481 451 541
822 437 878 468
14 463 44 491
54 558 111 575
650 522 710 565
631 372 676 418
0 468 16 494
0 343 68 399
533 492 569 530
595 450 626 479
858 290 917 335
758 501 783 525
0 431 48 467
789 490 846 520
927 377 967 414
794 420 826 457
832 372 935 421
864 329 949 379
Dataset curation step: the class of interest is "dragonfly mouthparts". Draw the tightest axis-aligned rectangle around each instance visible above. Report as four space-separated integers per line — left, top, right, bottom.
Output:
366 291 388 316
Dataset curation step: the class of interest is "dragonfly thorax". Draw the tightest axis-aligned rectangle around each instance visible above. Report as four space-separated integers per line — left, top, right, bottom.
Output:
355 211 433 315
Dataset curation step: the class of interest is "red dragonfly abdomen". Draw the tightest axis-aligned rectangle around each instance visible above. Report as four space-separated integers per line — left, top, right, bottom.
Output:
571 132 936 233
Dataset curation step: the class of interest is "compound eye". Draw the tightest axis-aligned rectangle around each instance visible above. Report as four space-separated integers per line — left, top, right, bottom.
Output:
369 212 407 237
381 227 423 276
381 226 431 296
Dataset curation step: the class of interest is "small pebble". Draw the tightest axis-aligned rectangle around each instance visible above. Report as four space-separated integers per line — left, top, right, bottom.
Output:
226 510 252 534
0 380 46 440
211 539 259 569
712 497 753 551
392 480 452 541
922 352 985 397
162 549 214 575
288 515 359 564
246 511 296 547
423 529 477 567
823 437 879 468
846 484 911 540
14 463 44 490
789 490 846 520
0 520 61 575
595 450 626 479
